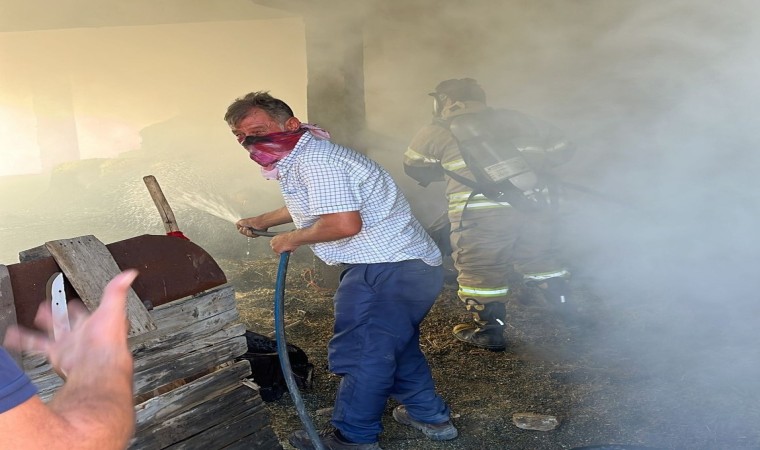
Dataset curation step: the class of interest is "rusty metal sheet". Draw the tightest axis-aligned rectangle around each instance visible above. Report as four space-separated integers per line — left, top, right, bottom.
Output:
7 234 227 328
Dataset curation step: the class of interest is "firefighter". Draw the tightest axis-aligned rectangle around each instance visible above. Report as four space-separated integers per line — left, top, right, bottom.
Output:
403 78 574 351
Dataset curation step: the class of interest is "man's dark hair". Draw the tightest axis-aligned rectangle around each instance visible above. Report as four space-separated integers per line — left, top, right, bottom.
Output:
433 78 486 103
224 91 294 127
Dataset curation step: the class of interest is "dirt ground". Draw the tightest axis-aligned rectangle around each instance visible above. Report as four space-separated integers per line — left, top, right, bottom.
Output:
217 251 760 450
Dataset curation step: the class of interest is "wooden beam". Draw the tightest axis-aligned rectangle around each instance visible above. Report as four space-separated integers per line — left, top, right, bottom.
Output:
143 175 181 234
18 245 51 263
134 360 252 431
132 336 247 397
148 284 236 326
130 385 266 449
133 323 245 373
44 235 157 336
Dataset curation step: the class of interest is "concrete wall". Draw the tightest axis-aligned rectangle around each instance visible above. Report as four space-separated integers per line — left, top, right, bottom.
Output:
0 18 307 175
0 18 307 262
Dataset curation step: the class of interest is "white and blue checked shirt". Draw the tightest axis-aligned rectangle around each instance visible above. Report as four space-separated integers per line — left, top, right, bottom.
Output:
275 132 442 266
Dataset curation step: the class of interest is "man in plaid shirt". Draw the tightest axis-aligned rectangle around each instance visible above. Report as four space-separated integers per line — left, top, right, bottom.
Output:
225 92 458 450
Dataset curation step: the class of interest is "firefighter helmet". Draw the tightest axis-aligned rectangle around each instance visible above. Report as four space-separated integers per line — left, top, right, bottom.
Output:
429 78 486 117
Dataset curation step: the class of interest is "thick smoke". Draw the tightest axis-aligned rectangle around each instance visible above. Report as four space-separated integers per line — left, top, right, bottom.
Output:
560 1 760 352
362 1 760 446
532 2 760 445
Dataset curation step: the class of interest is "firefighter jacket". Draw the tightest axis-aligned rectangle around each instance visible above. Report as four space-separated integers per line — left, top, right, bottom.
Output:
404 100 574 221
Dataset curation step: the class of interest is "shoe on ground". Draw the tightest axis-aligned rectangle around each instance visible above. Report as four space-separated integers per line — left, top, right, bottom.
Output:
535 277 570 305
288 426 381 450
532 279 593 326
392 405 458 441
452 323 506 351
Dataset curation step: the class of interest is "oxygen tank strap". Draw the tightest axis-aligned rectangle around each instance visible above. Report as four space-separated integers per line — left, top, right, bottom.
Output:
443 168 482 232
450 190 479 233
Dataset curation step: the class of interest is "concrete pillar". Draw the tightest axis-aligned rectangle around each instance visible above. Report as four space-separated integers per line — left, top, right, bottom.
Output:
303 16 367 151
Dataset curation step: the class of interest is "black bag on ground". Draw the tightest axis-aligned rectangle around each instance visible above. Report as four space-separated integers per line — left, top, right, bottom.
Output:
238 330 314 402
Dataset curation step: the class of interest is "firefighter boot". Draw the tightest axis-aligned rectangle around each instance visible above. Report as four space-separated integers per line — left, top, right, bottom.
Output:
452 301 507 351
539 277 570 305
536 277 588 325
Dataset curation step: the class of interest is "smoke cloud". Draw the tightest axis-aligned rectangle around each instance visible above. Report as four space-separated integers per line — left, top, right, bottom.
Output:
361 1 760 446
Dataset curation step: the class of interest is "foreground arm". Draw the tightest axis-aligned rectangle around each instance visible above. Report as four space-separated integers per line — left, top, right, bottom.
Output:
1 271 138 450
269 211 362 254
236 206 293 238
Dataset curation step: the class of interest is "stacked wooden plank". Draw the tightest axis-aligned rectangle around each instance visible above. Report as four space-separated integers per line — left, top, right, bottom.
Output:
0 235 282 450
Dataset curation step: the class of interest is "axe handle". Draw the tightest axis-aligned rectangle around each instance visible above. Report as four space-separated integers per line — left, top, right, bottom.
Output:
143 175 180 233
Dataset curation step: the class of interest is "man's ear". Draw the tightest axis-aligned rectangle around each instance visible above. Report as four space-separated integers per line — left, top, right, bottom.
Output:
284 117 301 131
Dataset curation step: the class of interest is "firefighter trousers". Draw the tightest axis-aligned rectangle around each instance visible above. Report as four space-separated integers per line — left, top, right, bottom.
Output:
450 207 567 306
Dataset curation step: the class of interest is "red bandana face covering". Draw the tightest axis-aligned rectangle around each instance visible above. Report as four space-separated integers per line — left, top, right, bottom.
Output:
239 124 331 179
239 129 305 168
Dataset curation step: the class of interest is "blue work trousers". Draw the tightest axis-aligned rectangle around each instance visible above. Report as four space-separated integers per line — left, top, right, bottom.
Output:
329 259 450 443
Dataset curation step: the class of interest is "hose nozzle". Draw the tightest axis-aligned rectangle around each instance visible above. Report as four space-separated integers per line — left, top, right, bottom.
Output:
246 226 281 237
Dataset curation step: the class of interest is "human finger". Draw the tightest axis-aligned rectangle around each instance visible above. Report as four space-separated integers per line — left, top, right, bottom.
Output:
3 326 52 355
32 300 54 336
237 225 252 237
270 234 295 254
66 299 90 329
238 224 262 238
90 270 138 332
235 219 252 232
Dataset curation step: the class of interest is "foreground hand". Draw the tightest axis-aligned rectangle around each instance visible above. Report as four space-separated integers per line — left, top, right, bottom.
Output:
3 270 138 379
